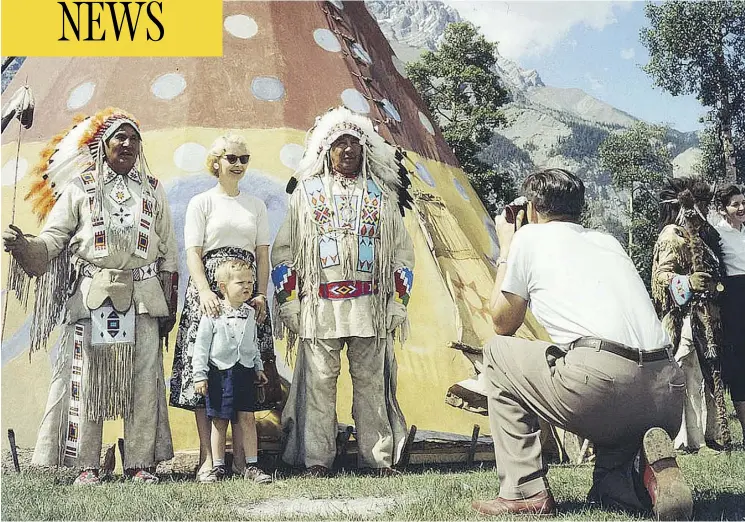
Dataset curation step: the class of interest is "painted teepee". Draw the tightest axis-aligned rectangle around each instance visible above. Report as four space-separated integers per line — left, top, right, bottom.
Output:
1 0 545 454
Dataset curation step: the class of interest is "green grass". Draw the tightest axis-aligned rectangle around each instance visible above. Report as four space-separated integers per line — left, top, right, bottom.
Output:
2 445 745 520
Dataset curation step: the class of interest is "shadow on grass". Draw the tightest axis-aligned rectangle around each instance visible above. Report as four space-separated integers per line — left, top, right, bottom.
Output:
694 491 745 520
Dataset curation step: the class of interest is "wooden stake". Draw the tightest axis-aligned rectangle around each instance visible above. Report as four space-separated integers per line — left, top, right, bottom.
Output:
398 424 417 469
334 425 354 471
117 438 125 470
467 424 480 467
7 429 20 472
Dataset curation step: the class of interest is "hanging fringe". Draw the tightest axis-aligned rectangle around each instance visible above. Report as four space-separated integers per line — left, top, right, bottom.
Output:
651 232 689 313
109 223 135 254
29 247 71 355
271 296 298 365
395 317 410 344
289 168 400 347
84 342 135 422
7 256 31 309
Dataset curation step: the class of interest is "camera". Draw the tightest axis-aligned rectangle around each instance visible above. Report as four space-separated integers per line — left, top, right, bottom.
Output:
504 197 528 225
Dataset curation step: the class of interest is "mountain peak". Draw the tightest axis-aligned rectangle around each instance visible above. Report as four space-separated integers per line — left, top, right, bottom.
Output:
365 0 461 52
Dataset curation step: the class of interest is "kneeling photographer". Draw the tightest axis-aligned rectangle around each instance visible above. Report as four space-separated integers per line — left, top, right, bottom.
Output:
472 168 691 520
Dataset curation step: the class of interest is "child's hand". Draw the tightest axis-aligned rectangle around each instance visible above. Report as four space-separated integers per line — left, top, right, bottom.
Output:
195 380 208 396
255 370 269 386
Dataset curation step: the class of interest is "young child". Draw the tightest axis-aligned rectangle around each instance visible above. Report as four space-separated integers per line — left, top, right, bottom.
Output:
193 259 272 483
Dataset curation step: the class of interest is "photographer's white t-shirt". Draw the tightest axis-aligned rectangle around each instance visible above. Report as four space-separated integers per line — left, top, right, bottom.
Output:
501 221 669 350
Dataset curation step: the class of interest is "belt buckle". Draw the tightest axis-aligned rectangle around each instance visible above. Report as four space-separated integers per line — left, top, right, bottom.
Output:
638 349 643 367
591 338 602 351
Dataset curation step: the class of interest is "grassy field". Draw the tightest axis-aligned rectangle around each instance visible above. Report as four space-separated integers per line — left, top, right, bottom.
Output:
2 430 744 521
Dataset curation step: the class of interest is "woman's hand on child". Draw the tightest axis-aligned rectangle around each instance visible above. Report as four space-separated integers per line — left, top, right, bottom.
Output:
199 289 222 318
249 294 268 324
255 370 269 386
195 380 208 396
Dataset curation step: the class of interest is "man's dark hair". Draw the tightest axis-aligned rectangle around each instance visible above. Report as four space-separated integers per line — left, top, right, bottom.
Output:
521 168 585 222
714 183 743 212
658 177 712 230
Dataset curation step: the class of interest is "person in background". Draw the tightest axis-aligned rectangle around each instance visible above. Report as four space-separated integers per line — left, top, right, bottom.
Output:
714 184 745 439
651 177 726 453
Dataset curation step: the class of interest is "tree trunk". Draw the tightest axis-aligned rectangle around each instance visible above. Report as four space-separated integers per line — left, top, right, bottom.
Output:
720 116 737 183
715 25 738 183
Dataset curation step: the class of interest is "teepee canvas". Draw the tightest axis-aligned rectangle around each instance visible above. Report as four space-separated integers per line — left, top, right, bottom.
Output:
1 0 546 457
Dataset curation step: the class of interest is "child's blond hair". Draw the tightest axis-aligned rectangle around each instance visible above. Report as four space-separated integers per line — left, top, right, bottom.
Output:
215 259 254 286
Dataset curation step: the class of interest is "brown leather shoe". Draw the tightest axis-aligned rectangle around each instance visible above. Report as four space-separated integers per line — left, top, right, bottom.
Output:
641 427 693 521
472 489 556 516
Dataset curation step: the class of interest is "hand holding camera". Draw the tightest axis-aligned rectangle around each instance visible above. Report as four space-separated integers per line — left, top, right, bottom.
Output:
504 196 529 226
494 197 528 259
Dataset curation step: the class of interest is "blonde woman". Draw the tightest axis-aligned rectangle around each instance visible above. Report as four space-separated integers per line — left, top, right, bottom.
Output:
169 135 273 482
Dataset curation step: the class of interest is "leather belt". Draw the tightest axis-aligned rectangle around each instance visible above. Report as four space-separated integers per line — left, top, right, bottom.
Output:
77 259 161 281
570 337 671 364
319 280 377 299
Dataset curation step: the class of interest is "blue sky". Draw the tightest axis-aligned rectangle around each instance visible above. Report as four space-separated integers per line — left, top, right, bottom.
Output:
448 1 707 133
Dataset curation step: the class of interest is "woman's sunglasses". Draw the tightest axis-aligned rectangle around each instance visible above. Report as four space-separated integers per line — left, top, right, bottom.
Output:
222 154 250 165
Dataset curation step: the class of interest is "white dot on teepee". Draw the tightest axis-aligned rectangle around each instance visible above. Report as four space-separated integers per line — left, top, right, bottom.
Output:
67 82 95 110
313 29 341 52
419 111 435 135
151 73 186 100
252 77 285 101
280 143 305 170
453 177 470 201
341 89 370 114
414 162 435 188
173 143 207 173
1 157 28 186
224 14 258 39
351 43 372 65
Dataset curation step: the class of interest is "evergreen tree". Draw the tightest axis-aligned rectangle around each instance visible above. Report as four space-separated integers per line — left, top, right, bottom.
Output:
407 22 516 213
598 122 673 288
641 0 745 182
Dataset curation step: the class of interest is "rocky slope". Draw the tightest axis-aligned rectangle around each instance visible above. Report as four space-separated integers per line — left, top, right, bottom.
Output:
365 0 700 233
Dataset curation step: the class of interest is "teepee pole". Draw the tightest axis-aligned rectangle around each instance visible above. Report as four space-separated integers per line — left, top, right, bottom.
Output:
2 83 29 342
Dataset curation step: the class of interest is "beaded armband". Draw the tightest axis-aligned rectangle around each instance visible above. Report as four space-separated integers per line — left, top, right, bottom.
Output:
271 263 297 304
394 267 414 306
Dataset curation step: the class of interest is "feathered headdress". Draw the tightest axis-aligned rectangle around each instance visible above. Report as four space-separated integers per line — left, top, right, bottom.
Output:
25 107 144 222
293 106 412 214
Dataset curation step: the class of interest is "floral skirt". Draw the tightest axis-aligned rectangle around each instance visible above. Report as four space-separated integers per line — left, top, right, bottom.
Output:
169 246 274 410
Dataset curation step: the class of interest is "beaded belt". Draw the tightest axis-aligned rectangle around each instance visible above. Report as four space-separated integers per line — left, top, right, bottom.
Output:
77 258 161 281
318 280 377 299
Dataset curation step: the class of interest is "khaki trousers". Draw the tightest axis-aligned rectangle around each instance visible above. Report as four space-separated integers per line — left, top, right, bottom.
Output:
32 317 174 469
483 335 685 509
296 336 393 469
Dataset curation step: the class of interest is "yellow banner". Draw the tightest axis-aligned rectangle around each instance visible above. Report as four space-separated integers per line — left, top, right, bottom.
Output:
1 0 223 56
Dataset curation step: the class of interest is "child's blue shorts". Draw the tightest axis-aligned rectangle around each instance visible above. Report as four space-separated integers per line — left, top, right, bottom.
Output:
206 362 258 419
